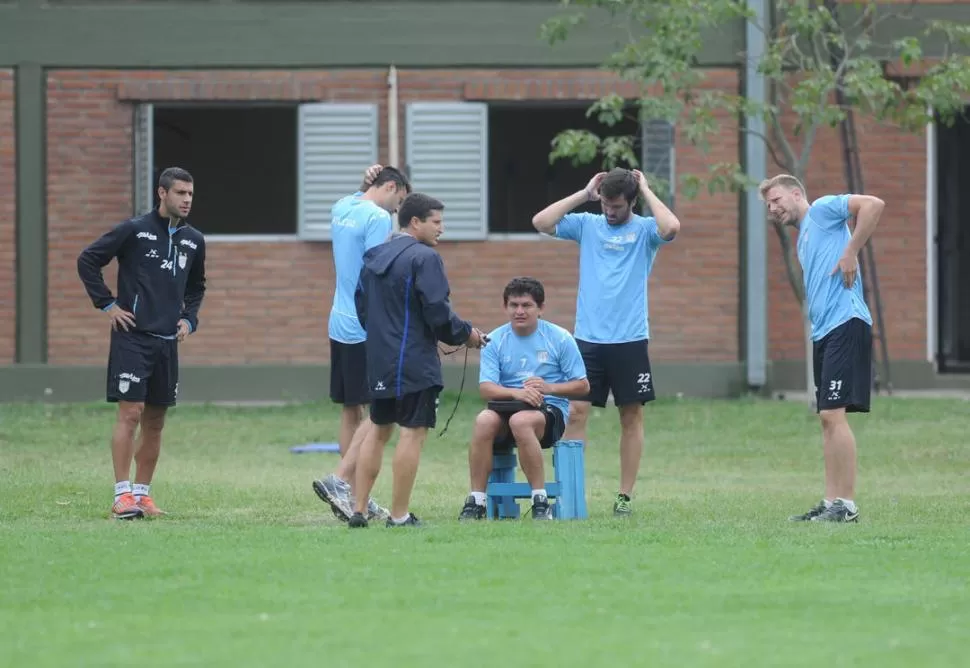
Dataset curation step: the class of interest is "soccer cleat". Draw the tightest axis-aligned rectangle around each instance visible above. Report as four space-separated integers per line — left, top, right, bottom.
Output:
811 500 860 523
789 500 828 522
111 493 144 520
530 494 553 520
347 512 369 528
458 496 486 521
135 495 167 517
367 498 391 521
312 475 355 522
385 513 422 527
613 493 633 517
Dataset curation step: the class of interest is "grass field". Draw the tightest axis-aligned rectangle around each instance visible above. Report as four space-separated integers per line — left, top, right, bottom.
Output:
2 394 969 667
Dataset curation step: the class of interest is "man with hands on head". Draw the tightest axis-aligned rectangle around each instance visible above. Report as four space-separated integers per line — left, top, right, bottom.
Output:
531 167 680 517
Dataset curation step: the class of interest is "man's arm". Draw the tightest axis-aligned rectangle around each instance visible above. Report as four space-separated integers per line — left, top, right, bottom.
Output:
76 221 133 310
531 172 607 235
414 254 472 346
830 194 885 288
179 238 206 334
845 194 885 255
536 378 590 399
633 170 680 241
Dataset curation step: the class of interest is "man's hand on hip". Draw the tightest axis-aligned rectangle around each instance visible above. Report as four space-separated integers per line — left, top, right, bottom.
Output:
106 304 136 332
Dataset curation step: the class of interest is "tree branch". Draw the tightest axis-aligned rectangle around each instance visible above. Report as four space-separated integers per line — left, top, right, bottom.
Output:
740 126 789 172
772 218 804 304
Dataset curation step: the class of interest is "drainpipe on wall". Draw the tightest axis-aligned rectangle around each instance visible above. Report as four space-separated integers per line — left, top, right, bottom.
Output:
387 64 400 230
744 0 768 389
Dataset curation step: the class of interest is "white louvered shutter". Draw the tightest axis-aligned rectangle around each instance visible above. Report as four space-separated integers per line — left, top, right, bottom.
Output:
641 118 676 211
298 103 379 241
405 102 488 240
133 103 154 216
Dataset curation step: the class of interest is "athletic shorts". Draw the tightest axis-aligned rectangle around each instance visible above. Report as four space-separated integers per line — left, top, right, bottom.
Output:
813 317 872 413
370 387 441 429
577 338 656 407
329 339 369 407
492 403 566 452
106 329 179 407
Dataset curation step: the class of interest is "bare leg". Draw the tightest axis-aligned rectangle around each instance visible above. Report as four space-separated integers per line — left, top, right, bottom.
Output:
133 405 167 485
338 405 365 457
618 404 644 496
820 408 857 500
335 415 372 487
353 423 395 515
507 412 547 490
562 400 590 442
388 427 429 519
112 401 144 483
469 410 504 492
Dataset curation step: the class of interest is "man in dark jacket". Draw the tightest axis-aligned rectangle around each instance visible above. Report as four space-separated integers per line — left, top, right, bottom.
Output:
77 166 207 521
350 192 486 528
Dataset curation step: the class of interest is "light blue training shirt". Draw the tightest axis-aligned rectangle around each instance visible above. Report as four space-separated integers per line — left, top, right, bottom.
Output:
479 319 588 423
328 192 393 344
554 212 671 344
796 194 873 341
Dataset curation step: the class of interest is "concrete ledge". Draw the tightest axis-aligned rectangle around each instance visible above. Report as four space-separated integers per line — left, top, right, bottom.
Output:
0 361 966 403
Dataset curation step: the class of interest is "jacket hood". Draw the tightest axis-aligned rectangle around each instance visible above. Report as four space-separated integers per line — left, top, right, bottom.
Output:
363 233 420 277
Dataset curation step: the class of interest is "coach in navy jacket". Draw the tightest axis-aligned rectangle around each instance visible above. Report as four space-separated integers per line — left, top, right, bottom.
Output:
354 194 478 400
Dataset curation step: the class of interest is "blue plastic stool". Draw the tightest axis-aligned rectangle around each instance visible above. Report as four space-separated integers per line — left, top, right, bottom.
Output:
485 439 587 520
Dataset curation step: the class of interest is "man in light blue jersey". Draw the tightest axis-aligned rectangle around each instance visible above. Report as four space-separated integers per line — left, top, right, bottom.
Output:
312 164 411 523
761 174 884 524
532 168 681 516
458 277 589 521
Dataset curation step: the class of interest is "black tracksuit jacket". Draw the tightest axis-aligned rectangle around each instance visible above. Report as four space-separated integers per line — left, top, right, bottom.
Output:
77 210 207 337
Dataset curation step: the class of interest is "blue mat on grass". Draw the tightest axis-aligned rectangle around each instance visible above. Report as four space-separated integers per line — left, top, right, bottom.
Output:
289 442 341 454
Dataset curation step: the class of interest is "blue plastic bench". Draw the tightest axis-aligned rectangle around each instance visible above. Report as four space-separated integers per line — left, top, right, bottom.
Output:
485 439 587 520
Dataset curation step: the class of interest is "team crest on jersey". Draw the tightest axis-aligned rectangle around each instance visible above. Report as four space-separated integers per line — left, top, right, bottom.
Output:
536 350 549 363
178 253 187 269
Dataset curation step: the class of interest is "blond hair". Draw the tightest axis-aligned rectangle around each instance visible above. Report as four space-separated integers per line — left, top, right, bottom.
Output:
758 174 807 201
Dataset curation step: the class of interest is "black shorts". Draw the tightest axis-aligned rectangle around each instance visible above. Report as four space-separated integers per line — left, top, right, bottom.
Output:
370 387 441 429
813 317 872 413
493 404 566 452
106 330 179 407
577 338 656 407
329 339 369 407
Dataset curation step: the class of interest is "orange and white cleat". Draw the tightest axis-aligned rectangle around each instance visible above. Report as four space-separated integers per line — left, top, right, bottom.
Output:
136 495 167 517
111 493 144 520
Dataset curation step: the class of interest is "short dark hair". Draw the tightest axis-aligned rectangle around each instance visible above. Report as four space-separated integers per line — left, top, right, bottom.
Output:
598 167 638 204
369 166 412 194
503 276 545 308
158 167 193 191
398 192 443 227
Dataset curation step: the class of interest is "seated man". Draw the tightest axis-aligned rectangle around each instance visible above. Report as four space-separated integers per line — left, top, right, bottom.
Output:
458 277 589 521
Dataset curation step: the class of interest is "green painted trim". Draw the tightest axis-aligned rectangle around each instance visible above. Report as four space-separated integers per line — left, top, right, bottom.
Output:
1 361 965 404
0 2 743 68
14 63 46 364
0 363 747 403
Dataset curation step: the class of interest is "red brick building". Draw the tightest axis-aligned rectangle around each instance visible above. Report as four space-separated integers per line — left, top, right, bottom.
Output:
1 1 968 401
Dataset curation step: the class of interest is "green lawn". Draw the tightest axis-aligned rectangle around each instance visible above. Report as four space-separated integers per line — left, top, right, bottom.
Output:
1 395 968 667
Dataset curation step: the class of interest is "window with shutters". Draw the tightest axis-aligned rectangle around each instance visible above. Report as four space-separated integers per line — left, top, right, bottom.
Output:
132 102 379 240
486 102 670 235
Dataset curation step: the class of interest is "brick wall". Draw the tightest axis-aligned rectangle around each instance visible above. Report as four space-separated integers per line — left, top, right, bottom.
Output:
45 68 740 367
766 114 928 363
0 70 15 363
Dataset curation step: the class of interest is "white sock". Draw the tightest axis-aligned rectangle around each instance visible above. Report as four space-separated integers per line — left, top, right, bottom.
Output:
532 488 547 500
836 498 857 513
114 481 132 499
133 483 150 500
470 491 487 506
391 514 410 524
